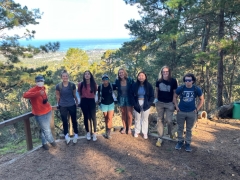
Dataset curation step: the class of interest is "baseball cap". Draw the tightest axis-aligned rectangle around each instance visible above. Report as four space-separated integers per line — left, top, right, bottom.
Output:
102 74 109 80
35 75 45 82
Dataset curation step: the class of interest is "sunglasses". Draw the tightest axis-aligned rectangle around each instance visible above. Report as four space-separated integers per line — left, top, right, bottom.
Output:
184 79 192 82
36 80 44 82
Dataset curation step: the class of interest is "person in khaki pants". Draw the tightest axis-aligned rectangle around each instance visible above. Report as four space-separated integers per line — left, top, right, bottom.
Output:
154 66 178 147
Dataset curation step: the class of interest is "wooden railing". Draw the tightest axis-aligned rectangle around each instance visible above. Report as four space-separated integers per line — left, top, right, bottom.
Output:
0 106 57 151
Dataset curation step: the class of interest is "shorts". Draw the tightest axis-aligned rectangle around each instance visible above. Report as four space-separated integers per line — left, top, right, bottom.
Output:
100 102 114 112
118 96 132 107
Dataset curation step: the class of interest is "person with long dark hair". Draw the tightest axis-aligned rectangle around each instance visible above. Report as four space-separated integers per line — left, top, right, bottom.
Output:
130 72 154 139
97 74 117 139
115 68 134 134
56 70 79 144
78 70 98 141
155 66 178 147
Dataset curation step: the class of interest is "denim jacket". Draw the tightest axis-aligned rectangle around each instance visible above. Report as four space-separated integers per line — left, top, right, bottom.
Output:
130 82 154 113
114 77 134 105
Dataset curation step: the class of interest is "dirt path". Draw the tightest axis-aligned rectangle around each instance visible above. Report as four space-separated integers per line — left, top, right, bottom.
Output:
0 119 239 180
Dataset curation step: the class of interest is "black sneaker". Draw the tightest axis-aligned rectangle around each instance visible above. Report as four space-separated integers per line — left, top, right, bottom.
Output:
185 143 192 152
42 144 49 150
50 141 57 148
175 141 184 150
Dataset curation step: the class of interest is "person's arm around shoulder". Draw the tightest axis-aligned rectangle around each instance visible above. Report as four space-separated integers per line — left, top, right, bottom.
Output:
55 84 60 105
195 87 204 113
148 83 155 105
173 87 180 111
154 80 159 103
72 83 78 106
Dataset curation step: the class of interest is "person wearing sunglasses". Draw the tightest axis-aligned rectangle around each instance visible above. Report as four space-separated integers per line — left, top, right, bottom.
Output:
155 66 178 147
23 75 56 150
173 73 204 152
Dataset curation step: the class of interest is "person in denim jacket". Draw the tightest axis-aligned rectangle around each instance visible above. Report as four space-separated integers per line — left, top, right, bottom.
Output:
114 68 134 134
130 72 154 139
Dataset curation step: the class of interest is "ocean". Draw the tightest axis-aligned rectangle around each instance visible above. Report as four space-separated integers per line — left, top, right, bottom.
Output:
18 38 131 52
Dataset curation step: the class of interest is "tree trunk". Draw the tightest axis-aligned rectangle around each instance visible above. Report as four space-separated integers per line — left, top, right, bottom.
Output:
217 9 224 107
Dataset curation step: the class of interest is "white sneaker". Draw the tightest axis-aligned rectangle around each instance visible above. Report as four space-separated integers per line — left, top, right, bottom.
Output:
134 133 138 138
73 134 78 144
86 132 91 140
65 134 71 144
143 134 148 139
93 133 97 141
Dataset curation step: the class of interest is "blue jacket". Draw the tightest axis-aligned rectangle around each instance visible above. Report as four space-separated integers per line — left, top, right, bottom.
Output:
114 77 134 104
130 82 154 113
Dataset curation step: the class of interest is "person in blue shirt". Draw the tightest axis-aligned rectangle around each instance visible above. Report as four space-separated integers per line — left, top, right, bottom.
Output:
130 72 154 139
173 73 204 152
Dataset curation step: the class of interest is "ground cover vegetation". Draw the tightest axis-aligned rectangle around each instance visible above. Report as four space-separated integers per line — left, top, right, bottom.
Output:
0 0 240 157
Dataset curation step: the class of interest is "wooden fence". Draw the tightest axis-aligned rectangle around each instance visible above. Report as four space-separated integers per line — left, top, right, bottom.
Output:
0 106 57 151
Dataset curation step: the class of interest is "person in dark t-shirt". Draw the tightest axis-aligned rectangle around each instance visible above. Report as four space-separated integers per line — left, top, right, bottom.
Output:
97 74 116 139
155 66 178 147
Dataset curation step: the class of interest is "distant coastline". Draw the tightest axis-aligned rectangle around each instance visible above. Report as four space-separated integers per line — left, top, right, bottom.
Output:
18 38 131 52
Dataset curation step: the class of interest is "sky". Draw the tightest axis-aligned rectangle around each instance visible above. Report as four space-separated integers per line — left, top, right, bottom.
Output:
13 0 141 40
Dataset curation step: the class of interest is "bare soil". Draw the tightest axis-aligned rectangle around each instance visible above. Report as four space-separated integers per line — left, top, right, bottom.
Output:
0 119 240 180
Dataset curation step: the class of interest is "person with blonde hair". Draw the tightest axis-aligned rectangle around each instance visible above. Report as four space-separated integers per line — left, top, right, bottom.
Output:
115 68 134 134
56 70 79 144
155 66 178 147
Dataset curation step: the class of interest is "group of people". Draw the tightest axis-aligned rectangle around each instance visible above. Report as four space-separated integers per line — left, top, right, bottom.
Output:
23 65 204 152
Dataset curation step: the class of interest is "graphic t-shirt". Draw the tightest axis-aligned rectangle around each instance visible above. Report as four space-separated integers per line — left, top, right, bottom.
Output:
98 84 114 105
175 85 202 112
56 82 76 107
156 78 178 103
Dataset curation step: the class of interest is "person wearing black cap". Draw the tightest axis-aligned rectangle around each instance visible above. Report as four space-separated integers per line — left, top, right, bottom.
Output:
97 74 117 139
23 75 56 150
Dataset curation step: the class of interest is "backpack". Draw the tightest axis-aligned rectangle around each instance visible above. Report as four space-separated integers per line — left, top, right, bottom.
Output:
58 81 75 96
179 85 198 99
99 83 117 103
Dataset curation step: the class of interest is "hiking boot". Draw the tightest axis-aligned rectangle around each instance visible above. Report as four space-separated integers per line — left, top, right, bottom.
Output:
42 144 49 150
73 134 78 144
143 134 148 139
86 132 91 141
156 138 163 147
185 143 192 152
175 141 184 150
106 131 112 139
65 134 71 145
50 141 57 148
93 133 97 141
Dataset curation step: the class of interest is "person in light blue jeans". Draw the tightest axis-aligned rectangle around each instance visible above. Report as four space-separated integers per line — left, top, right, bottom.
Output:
35 111 55 146
173 73 204 152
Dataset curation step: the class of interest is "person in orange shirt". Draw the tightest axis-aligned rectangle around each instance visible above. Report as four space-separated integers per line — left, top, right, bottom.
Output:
23 75 56 150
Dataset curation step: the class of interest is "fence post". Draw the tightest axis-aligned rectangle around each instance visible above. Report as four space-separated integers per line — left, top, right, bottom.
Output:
24 118 33 150
50 111 56 139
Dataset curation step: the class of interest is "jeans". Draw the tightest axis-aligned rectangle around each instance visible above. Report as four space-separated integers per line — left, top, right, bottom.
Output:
60 104 78 135
134 100 150 135
155 101 175 137
35 111 55 145
176 111 197 144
